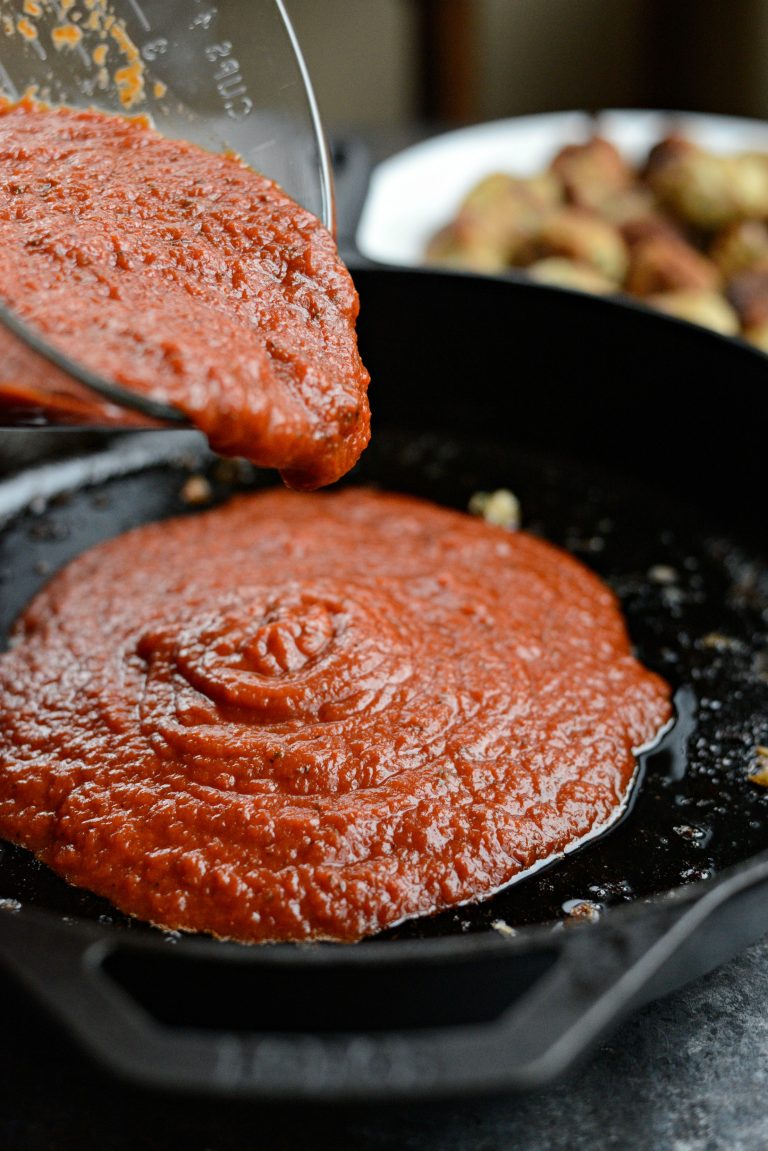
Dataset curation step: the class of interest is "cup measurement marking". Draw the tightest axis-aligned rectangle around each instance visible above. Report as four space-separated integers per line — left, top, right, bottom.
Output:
204 40 253 121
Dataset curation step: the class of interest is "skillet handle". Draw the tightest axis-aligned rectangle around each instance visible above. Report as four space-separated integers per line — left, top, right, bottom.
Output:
1 858 768 1101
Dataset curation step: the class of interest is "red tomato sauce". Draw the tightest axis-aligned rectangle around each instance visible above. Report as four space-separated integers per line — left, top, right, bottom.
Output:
0 101 370 490
0 489 671 942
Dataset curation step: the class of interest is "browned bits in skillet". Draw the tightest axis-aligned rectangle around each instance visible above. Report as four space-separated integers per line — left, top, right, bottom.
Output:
180 475 213 506
748 746 768 787
424 127 768 350
562 899 602 924
467 488 521 529
700 632 745 653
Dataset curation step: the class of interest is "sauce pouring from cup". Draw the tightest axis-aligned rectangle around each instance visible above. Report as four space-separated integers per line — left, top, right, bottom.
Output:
0 0 341 454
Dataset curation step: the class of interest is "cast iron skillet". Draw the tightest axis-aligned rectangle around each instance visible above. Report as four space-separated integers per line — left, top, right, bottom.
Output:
0 267 767 1102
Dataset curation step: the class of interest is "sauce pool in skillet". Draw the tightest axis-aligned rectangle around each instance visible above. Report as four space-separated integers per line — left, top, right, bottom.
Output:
0 489 671 943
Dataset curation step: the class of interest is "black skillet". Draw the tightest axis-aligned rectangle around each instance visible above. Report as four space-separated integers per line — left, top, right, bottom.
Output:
0 267 767 1102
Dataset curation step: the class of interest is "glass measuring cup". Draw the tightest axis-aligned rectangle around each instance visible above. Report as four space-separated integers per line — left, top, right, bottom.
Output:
0 0 334 427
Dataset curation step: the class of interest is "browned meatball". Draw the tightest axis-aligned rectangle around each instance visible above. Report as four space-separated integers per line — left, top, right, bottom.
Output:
461 171 561 215
642 134 700 183
626 235 721 296
644 290 739 335
645 137 768 231
742 319 768 351
620 212 686 249
726 267 768 328
526 257 617 295
550 136 632 210
425 172 561 272
520 207 628 281
710 219 768 280
424 220 510 273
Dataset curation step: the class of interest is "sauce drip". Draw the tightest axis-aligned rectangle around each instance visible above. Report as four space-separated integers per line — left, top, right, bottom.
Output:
0 489 671 942
0 101 370 490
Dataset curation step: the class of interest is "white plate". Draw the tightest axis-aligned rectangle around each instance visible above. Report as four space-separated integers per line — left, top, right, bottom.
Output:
356 109 768 268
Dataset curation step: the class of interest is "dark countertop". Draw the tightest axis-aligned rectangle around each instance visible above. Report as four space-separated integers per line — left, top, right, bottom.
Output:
1 930 767 1151
1 126 768 1150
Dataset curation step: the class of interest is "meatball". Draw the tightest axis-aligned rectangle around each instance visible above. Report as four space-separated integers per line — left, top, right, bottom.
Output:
425 172 561 272
619 211 686 249
726 267 768 328
521 208 628 281
526 257 616 295
645 290 739 336
425 220 511 273
549 136 632 209
626 235 721 296
645 137 768 230
742 320 768 351
710 219 768 280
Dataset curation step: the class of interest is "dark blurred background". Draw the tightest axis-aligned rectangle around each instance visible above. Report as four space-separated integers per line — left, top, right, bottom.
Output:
286 0 768 129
